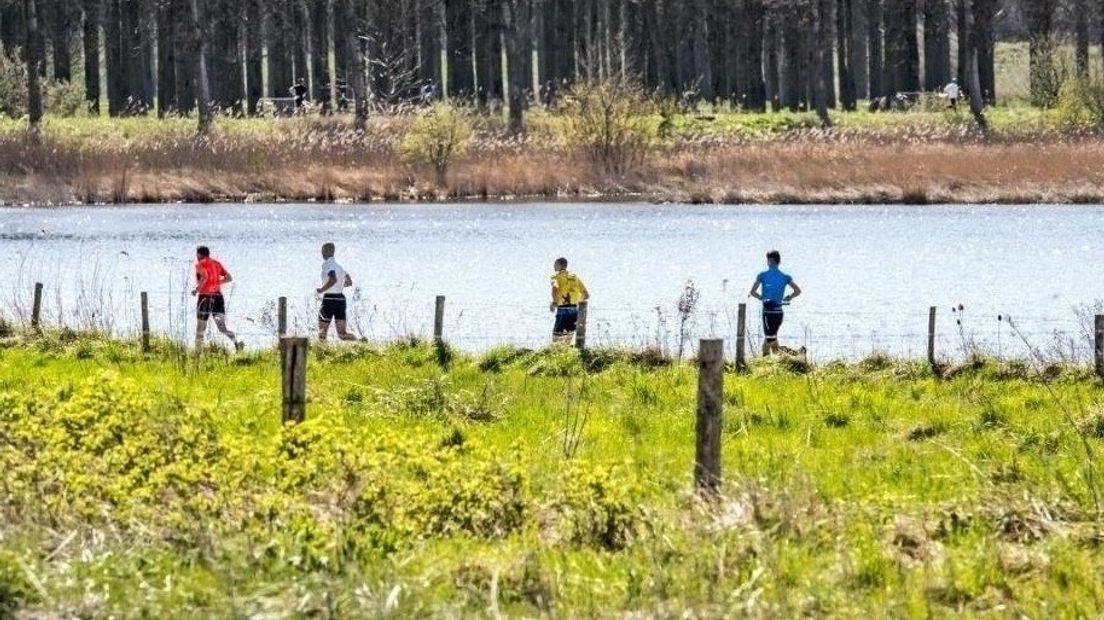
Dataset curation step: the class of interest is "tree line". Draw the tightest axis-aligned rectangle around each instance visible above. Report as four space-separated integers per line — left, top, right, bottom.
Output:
1 0 1102 133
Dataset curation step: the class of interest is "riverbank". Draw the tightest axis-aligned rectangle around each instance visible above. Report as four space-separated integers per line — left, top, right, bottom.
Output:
3 112 1104 206
1 332 1103 616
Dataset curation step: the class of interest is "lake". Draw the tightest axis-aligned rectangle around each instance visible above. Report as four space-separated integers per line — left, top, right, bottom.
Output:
2 203 1101 361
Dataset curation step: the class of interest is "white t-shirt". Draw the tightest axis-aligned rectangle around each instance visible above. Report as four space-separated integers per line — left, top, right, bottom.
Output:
319 257 347 295
944 82 960 99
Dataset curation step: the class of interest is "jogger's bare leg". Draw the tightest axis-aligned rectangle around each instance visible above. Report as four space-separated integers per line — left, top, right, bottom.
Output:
335 320 357 341
195 319 208 350
212 315 237 342
318 320 330 342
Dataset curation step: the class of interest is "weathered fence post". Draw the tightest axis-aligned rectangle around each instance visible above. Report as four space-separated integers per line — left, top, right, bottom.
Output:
140 292 150 352
575 301 588 350
280 337 308 424
695 338 724 497
735 303 747 369
927 306 937 369
434 295 446 343
1095 315 1104 380
31 282 43 331
277 296 288 337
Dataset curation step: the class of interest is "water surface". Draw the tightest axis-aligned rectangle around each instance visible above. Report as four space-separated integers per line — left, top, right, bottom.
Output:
2 203 1100 360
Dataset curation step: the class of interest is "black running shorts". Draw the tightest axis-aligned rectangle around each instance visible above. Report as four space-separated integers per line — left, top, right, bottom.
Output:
762 302 784 341
196 294 226 320
319 294 347 322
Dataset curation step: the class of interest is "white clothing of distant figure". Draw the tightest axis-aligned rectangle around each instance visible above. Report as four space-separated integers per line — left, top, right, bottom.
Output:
943 79 960 109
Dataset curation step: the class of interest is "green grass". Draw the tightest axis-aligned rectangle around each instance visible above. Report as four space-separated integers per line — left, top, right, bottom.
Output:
1 332 1103 617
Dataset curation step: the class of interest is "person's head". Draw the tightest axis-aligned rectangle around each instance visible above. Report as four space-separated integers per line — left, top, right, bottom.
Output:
321 242 335 259
766 250 781 267
554 257 568 272
196 245 210 259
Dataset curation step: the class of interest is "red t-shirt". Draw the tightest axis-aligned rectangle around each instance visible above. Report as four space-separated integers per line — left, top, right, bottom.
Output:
196 258 227 295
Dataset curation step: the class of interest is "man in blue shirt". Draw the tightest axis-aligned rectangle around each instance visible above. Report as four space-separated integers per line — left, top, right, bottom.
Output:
749 250 802 356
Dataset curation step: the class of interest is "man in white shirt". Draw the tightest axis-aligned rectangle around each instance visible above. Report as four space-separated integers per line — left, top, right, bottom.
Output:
943 79 960 110
316 242 357 342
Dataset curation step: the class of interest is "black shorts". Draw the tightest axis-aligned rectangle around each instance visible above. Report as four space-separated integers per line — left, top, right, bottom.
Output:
553 306 578 335
319 294 347 322
762 303 784 341
197 294 226 320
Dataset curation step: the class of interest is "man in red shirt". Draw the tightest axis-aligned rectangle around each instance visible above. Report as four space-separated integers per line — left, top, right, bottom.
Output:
192 246 244 352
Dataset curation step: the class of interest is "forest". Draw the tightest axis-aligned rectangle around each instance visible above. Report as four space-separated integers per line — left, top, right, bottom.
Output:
1 0 1102 130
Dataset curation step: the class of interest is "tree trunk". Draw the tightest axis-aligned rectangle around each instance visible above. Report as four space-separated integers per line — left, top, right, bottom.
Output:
963 0 986 130
923 0 949 91
1023 0 1058 106
190 0 212 136
813 0 832 125
837 0 856 110
867 0 883 98
1074 0 1089 78
742 0 767 111
51 0 71 81
25 0 43 143
81 0 101 114
972 0 995 104
342 0 367 129
503 0 527 134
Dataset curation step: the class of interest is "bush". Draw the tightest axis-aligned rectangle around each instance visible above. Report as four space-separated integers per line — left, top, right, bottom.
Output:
45 79 87 117
0 47 27 119
1055 76 1104 127
553 462 642 550
399 102 473 186
560 80 659 175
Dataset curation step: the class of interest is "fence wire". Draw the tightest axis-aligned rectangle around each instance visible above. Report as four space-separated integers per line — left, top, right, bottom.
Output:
3 279 1100 365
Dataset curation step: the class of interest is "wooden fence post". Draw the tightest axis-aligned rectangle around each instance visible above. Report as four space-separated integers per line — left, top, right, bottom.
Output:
434 295 446 343
277 297 288 337
695 338 724 497
281 337 308 424
575 301 588 350
31 282 43 331
735 303 747 369
140 292 150 352
1095 315 1104 380
927 306 937 369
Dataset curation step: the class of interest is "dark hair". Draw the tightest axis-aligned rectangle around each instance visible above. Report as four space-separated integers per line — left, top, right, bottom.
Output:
197 245 211 257
766 250 781 264
554 257 568 269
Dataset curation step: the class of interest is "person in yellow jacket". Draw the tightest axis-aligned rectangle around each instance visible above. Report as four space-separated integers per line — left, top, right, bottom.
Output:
549 257 590 344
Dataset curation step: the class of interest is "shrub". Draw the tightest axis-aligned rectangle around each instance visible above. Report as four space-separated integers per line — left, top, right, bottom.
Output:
44 79 87 118
399 102 473 187
1055 76 1104 127
0 47 27 119
554 462 642 551
560 80 659 175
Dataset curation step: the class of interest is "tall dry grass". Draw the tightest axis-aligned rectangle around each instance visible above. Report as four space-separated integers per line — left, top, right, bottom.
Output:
2 115 1104 205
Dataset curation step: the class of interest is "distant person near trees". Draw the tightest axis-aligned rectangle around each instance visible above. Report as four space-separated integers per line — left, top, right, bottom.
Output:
192 246 244 352
749 250 802 356
316 242 357 342
291 78 308 113
550 257 589 345
943 79 960 110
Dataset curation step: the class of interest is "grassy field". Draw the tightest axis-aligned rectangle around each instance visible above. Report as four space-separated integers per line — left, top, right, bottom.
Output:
1 331 1103 617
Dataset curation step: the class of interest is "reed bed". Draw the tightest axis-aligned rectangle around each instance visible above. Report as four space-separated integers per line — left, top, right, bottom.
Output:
2 112 1104 205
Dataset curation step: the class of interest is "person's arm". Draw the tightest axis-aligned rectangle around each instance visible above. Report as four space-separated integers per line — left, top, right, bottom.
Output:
344 273 353 287
749 280 762 301
221 269 233 285
580 281 590 303
317 270 338 294
784 281 802 302
550 280 559 312
192 269 205 296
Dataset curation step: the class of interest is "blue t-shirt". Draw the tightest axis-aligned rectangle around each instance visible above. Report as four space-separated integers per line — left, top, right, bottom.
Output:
756 267 793 305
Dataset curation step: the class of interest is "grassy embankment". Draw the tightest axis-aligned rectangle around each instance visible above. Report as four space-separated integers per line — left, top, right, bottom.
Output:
2 330 1104 617
3 106 1104 206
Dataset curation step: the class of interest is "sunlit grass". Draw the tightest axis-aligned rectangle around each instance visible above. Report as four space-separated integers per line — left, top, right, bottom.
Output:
1 332 1102 616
